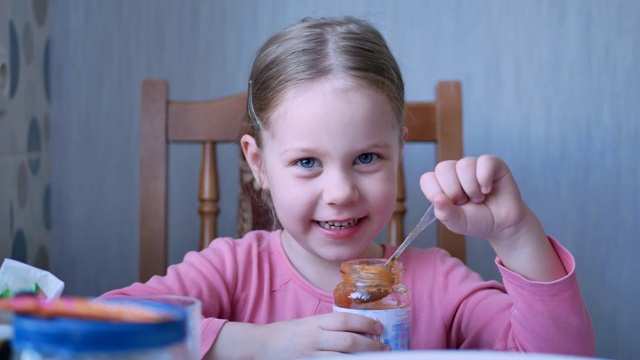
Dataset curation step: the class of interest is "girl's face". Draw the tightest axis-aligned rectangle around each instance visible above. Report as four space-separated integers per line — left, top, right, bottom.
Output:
244 77 404 268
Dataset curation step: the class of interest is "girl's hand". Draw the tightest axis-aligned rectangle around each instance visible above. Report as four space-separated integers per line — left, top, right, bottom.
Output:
208 313 388 359
420 155 566 281
263 312 388 358
419 155 529 242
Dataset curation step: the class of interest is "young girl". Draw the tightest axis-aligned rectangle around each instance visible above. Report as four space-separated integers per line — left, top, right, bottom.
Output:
102 16 595 359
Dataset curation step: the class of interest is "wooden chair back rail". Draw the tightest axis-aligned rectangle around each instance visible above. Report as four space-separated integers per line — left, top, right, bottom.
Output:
167 93 246 142
139 79 464 282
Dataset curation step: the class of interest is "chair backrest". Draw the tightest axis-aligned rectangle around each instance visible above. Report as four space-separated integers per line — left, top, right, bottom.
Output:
139 79 464 282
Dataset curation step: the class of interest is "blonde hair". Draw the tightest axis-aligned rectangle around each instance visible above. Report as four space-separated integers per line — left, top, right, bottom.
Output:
247 16 405 141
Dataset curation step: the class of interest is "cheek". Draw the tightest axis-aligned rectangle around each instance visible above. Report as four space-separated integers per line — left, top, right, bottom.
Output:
269 186 313 231
368 173 398 206
377 188 398 212
265 174 306 209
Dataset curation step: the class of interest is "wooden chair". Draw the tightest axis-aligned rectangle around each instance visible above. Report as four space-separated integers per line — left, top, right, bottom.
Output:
139 79 464 282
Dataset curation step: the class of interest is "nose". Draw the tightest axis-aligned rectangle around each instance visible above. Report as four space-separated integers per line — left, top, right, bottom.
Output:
322 169 359 206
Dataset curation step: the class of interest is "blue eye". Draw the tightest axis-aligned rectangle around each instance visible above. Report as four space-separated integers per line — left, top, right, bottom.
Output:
298 158 317 169
356 153 377 165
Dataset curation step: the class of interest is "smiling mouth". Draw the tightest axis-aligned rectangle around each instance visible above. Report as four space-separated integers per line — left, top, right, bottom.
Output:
318 218 361 230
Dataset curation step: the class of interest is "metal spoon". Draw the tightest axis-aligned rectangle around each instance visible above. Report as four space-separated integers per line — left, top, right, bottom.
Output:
385 203 436 266
354 204 437 304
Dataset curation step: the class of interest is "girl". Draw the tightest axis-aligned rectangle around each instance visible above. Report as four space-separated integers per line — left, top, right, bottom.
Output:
102 16 595 359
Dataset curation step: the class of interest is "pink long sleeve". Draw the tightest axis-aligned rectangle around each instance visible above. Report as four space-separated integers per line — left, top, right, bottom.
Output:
401 237 595 355
494 238 595 355
100 231 595 358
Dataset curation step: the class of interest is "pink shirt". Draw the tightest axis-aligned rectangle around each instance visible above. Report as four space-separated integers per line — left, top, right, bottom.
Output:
101 230 595 358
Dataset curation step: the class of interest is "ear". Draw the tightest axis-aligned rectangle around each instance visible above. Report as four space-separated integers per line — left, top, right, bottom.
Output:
399 126 409 158
240 134 268 190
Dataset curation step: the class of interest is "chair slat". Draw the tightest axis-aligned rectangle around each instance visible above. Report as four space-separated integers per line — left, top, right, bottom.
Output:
198 142 218 250
388 163 407 247
435 81 465 262
139 80 169 282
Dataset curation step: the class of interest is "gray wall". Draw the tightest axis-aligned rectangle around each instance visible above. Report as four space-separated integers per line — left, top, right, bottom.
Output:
49 1 639 359
0 0 51 272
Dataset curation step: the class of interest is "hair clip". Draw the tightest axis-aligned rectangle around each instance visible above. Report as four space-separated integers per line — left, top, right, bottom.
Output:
247 80 262 132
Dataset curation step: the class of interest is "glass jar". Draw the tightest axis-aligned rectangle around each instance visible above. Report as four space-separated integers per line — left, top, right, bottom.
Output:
10 301 190 360
333 259 410 350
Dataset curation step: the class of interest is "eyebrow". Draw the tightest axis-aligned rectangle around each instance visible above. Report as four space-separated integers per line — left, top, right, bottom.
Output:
279 142 393 156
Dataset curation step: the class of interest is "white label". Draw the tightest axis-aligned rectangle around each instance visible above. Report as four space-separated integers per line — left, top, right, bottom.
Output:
332 306 410 351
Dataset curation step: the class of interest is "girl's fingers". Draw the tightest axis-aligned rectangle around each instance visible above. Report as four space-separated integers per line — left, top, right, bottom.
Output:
476 154 521 200
476 155 502 194
319 331 388 353
420 171 462 225
419 172 442 202
434 160 468 205
316 313 387 353
425 155 507 203
455 157 484 203
318 312 381 335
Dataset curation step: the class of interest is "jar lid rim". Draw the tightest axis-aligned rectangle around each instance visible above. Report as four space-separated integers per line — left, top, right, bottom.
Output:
12 301 187 353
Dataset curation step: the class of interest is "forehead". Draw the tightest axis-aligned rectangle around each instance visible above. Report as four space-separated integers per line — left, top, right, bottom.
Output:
266 77 399 137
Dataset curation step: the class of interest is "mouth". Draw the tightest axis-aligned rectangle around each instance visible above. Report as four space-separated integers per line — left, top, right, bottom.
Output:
317 218 362 230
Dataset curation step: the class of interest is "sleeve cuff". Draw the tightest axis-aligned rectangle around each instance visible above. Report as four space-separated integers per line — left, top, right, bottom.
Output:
495 236 578 289
200 317 228 359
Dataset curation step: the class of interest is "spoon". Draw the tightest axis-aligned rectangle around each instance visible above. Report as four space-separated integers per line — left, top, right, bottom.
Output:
353 204 437 304
385 203 436 266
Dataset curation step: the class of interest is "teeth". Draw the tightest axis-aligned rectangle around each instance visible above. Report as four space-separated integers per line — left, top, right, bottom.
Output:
319 218 360 229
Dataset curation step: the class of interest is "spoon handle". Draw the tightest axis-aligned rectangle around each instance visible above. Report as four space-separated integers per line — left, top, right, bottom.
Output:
385 204 437 265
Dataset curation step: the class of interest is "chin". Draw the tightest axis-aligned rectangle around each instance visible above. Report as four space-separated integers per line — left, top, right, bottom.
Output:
319 245 375 264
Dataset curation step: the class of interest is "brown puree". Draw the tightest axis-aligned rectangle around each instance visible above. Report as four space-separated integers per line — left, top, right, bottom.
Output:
333 259 409 309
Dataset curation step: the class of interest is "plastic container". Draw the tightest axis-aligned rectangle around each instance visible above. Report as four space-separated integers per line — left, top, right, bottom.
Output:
333 259 410 350
10 301 189 360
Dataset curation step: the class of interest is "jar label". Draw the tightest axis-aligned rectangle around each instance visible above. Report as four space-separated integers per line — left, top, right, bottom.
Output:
332 306 410 351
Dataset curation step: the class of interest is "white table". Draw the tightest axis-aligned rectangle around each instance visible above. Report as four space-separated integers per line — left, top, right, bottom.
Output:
307 350 603 360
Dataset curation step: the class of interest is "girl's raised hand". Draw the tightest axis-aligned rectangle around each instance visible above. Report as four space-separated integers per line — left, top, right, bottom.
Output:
419 155 566 281
419 155 530 242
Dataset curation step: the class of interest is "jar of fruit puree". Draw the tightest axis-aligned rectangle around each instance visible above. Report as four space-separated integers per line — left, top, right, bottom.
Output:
333 259 410 350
